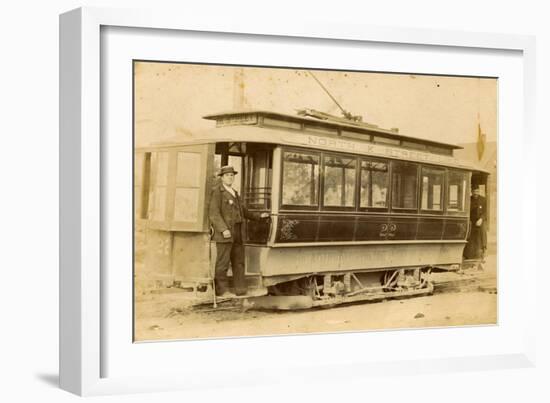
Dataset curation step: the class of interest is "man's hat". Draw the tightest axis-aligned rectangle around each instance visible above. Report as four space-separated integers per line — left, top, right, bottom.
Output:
218 165 238 176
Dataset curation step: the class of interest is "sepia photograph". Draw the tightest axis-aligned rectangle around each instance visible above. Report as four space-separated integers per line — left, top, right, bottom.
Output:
133 61 497 342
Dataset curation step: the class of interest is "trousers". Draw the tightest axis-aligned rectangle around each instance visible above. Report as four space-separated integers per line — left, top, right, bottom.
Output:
463 221 487 259
214 223 246 295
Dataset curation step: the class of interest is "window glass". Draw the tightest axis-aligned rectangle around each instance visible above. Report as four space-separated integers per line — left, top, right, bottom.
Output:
263 117 301 130
152 187 166 221
447 170 468 212
360 159 388 208
323 155 356 207
304 125 338 136
427 145 453 156
373 135 400 145
176 152 201 187
150 151 169 221
173 151 202 222
391 161 418 209
282 151 320 206
173 188 199 222
228 156 242 194
155 151 169 186
421 167 445 211
246 151 272 208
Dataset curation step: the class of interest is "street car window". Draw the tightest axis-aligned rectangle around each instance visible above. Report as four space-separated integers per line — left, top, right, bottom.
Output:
447 170 468 212
421 167 445 211
391 161 419 210
246 150 272 209
150 151 169 221
174 152 201 222
282 151 320 206
323 155 356 208
360 159 389 208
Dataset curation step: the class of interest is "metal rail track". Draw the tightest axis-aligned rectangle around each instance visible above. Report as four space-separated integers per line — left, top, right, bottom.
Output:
433 274 497 294
189 267 496 313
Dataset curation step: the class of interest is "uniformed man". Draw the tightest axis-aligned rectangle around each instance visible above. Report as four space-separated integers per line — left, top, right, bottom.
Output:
464 186 487 260
208 165 269 297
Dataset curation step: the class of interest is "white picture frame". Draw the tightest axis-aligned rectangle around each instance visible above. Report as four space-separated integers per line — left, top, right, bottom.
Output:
60 7 537 396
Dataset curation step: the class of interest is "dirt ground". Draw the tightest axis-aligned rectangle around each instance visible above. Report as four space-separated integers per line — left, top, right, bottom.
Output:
134 254 497 342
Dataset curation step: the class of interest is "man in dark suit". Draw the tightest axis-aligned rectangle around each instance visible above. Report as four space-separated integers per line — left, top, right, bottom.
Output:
464 186 488 260
208 165 269 297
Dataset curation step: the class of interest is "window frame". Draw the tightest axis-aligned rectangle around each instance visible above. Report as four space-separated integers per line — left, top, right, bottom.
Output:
277 146 474 219
419 165 446 215
244 148 273 211
148 150 171 223
390 160 420 214
445 168 471 217
320 152 358 212
173 150 203 223
279 147 322 211
358 156 390 213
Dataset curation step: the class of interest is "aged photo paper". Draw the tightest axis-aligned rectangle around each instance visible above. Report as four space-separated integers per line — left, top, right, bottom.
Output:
133 62 497 341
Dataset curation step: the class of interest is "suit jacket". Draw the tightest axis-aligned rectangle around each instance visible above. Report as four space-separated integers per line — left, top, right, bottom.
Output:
208 185 260 243
470 195 487 223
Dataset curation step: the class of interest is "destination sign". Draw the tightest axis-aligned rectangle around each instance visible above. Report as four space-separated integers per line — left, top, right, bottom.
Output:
283 133 461 167
216 114 258 127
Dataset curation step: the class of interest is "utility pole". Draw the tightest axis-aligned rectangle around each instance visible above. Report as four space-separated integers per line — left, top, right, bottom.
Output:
233 67 245 110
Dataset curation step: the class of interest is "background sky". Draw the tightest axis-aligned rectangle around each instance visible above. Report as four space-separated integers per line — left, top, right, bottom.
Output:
134 62 497 147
